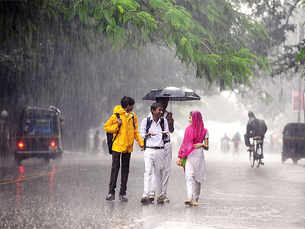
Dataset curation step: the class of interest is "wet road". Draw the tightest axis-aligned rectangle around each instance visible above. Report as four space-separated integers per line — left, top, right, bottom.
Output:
0 151 304 229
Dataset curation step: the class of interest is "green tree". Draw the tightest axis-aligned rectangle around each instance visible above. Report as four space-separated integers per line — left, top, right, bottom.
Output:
297 0 305 64
233 0 304 75
0 0 270 149
66 0 268 89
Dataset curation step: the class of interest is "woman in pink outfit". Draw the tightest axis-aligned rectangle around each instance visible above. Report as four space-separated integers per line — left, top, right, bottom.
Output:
178 110 209 206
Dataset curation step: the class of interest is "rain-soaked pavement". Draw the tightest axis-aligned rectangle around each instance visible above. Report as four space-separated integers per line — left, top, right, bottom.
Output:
0 150 304 229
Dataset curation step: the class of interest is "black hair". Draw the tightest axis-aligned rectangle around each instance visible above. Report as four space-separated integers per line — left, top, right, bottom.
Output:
151 102 162 112
248 111 255 118
121 96 135 108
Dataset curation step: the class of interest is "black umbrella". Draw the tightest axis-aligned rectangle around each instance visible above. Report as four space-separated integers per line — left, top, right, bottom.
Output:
142 86 200 101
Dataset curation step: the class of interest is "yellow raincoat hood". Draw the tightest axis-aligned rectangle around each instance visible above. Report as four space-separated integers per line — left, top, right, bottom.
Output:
104 105 144 153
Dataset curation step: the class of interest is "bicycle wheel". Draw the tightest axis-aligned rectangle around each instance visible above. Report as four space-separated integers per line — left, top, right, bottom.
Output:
255 145 262 168
249 150 255 168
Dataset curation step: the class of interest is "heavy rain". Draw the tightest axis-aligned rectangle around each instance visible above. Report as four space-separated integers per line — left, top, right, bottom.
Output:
0 1 305 229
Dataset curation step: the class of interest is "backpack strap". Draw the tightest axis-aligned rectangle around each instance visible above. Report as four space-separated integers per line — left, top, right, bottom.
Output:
146 117 166 141
131 113 136 129
145 117 153 134
144 117 153 150
115 113 120 119
146 117 164 132
160 117 164 131
112 113 121 143
160 117 167 142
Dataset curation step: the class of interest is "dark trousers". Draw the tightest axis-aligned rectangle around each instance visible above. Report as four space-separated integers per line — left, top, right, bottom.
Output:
108 151 131 196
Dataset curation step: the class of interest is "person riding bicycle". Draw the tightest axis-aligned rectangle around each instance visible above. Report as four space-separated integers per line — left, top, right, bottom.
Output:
244 111 267 165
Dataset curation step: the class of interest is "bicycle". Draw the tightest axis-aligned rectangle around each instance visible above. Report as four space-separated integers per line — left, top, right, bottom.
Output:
248 136 264 168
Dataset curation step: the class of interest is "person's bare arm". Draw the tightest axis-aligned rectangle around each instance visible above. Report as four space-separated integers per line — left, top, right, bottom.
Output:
194 138 209 150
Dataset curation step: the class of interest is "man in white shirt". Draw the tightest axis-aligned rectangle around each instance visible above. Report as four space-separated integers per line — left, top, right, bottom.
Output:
156 97 174 203
140 103 169 205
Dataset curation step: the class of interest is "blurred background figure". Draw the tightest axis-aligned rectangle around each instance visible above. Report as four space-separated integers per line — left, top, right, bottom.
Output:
93 130 100 154
232 131 241 158
0 110 10 160
220 133 230 153
102 138 108 155
269 128 281 153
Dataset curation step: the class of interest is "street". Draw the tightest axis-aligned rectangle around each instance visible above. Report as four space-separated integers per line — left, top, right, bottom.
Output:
0 151 304 229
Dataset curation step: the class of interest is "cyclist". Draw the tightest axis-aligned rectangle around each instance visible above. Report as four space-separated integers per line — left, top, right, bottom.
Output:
244 111 267 165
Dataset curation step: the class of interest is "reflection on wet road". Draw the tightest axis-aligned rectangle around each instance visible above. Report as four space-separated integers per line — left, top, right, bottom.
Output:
0 152 304 229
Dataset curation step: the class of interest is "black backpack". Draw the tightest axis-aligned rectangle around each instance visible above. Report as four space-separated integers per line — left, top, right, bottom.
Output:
247 118 267 138
254 119 267 137
106 113 135 154
143 117 165 150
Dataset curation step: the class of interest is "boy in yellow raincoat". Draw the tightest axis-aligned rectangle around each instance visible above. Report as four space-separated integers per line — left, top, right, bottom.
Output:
104 96 144 202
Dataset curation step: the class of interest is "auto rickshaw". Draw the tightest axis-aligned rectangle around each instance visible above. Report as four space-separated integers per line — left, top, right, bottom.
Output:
15 106 64 164
282 122 305 164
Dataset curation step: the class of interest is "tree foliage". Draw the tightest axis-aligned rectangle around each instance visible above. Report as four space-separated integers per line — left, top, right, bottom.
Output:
0 0 271 149
234 0 305 75
297 0 305 63
0 0 270 89
63 0 268 88
230 0 305 122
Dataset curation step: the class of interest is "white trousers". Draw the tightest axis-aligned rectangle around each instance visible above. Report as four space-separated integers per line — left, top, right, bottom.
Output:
184 148 205 201
149 142 172 197
185 175 201 201
143 148 166 197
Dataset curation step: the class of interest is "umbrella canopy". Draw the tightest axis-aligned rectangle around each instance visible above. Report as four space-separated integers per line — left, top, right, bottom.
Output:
142 87 200 101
